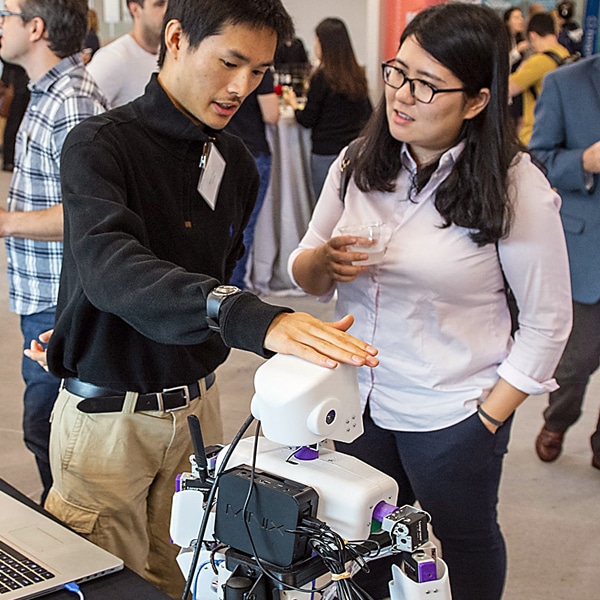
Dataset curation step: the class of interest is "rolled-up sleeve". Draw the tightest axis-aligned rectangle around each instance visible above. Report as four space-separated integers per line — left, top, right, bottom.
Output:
496 153 573 394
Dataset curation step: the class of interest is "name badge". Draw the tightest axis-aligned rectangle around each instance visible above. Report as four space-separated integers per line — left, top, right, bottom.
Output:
197 141 226 210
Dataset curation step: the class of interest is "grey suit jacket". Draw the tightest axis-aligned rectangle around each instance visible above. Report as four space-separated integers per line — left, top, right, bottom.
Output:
529 55 600 304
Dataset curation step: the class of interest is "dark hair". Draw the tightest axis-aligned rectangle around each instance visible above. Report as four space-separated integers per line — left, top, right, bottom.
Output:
527 13 556 37
158 0 294 67
87 8 99 33
557 0 574 20
354 3 519 246
314 18 369 101
126 0 144 17
21 0 87 58
503 7 525 44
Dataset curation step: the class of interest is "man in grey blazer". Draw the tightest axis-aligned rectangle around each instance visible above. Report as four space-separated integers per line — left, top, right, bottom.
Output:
529 55 600 467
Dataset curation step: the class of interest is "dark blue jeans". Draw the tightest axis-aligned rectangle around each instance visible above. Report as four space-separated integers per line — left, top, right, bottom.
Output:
20 308 61 503
230 153 272 289
310 153 337 203
337 406 513 600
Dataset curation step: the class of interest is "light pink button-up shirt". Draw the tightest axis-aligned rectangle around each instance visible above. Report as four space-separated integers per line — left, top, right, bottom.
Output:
289 144 572 431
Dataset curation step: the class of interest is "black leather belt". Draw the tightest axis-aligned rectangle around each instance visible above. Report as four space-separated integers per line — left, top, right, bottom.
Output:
64 373 216 414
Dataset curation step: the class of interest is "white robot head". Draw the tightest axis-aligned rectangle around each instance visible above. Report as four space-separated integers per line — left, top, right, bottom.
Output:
250 354 364 446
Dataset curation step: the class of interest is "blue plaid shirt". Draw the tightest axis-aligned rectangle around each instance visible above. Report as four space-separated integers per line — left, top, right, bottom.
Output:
5 54 108 315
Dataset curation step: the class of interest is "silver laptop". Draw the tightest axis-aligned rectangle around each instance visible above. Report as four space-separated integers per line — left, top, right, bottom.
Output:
0 489 123 599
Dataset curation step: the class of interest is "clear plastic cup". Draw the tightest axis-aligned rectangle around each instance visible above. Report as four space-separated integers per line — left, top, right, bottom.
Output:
338 222 388 265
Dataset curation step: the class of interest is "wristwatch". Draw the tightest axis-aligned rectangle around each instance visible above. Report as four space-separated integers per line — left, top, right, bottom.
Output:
206 285 242 331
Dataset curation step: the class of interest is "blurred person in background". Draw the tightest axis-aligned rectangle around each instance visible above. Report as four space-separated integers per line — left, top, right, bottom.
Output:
556 0 583 55
226 68 279 289
504 7 528 129
509 12 570 145
87 0 167 107
529 55 600 467
283 17 372 202
0 0 107 504
274 36 308 70
82 8 100 65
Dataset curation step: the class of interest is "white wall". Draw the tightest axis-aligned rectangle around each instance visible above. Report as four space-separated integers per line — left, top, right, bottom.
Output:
282 0 383 101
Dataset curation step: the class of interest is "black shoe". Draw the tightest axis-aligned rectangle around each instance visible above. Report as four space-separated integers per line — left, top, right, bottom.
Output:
592 457 600 470
2 163 14 172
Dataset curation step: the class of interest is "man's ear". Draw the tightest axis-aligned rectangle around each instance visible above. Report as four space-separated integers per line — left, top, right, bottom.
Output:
28 16 46 43
163 19 184 60
128 1 142 20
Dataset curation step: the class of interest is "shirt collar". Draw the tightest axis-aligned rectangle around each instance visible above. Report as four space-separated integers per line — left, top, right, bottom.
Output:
400 140 466 174
29 54 83 94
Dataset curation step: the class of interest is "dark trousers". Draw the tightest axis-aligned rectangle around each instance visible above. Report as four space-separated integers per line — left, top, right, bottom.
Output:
20 309 61 504
310 152 336 204
337 407 512 600
229 153 272 289
544 300 600 458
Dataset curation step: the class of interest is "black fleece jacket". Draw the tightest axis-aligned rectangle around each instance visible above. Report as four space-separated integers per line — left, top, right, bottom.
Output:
48 75 290 391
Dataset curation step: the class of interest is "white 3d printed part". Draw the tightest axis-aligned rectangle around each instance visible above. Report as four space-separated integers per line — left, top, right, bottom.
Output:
251 354 364 446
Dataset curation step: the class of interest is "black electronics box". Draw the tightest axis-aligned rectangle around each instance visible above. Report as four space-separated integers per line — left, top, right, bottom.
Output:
215 466 319 567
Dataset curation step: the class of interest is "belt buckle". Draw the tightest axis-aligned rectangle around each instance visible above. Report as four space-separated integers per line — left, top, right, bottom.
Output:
158 385 191 412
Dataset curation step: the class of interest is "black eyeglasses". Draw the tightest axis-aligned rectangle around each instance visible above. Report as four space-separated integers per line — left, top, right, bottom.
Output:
0 9 26 19
381 59 467 104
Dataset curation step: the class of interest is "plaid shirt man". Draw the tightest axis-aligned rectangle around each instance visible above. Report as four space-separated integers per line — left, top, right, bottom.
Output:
5 54 107 315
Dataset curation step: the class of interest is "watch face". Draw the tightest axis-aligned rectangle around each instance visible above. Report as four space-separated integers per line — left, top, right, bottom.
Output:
214 285 241 296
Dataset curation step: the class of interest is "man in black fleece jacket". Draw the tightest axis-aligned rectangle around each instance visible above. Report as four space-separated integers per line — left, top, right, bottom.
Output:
40 1 379 597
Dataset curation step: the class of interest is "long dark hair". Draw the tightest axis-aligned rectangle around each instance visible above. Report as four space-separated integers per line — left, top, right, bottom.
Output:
353 3 520 246
503 7 526 44
314 18 369 101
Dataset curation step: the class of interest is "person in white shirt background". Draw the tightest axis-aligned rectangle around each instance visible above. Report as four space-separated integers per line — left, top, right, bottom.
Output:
288 4 572 600
86 0 167 107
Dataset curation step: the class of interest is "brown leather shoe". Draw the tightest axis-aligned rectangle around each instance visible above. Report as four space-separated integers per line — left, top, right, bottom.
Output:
535 427 565 462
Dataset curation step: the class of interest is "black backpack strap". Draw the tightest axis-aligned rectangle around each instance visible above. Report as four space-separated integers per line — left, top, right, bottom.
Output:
529 51 566 100
339 140 361 204
495 242 520 336
543 50 566 66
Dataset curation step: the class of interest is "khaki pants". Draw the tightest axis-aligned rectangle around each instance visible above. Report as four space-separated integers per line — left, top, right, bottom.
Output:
45 380 223 600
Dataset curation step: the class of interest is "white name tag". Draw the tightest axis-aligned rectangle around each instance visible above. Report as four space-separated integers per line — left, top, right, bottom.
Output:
197 142 226 210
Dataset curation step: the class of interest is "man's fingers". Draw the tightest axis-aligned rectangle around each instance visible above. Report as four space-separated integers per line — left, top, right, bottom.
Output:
264 312 379 368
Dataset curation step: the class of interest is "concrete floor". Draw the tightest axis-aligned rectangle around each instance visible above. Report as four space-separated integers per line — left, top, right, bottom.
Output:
0 168 598 599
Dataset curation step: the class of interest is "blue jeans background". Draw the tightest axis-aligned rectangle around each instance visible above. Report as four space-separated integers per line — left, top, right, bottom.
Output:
337 406 513 600
230 153 272 290
310 153 337 204
20 308 61 503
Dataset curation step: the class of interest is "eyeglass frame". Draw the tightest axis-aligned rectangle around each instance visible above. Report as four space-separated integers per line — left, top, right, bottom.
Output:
0 9 27 19
381 59 467 104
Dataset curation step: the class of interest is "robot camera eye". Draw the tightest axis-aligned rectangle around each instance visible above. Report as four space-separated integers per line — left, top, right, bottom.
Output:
325 410 336 425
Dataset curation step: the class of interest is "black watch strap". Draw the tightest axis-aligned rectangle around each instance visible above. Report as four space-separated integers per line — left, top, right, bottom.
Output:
206 285 241 331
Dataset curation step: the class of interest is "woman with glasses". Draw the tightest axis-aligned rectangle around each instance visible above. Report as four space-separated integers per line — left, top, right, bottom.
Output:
282 17 372 203
288 4 571 600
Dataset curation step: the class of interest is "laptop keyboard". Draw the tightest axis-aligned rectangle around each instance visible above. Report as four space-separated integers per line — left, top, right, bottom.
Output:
0 539 55 594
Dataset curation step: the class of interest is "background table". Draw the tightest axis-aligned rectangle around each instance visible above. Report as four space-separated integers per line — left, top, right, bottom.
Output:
248 111 314 294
